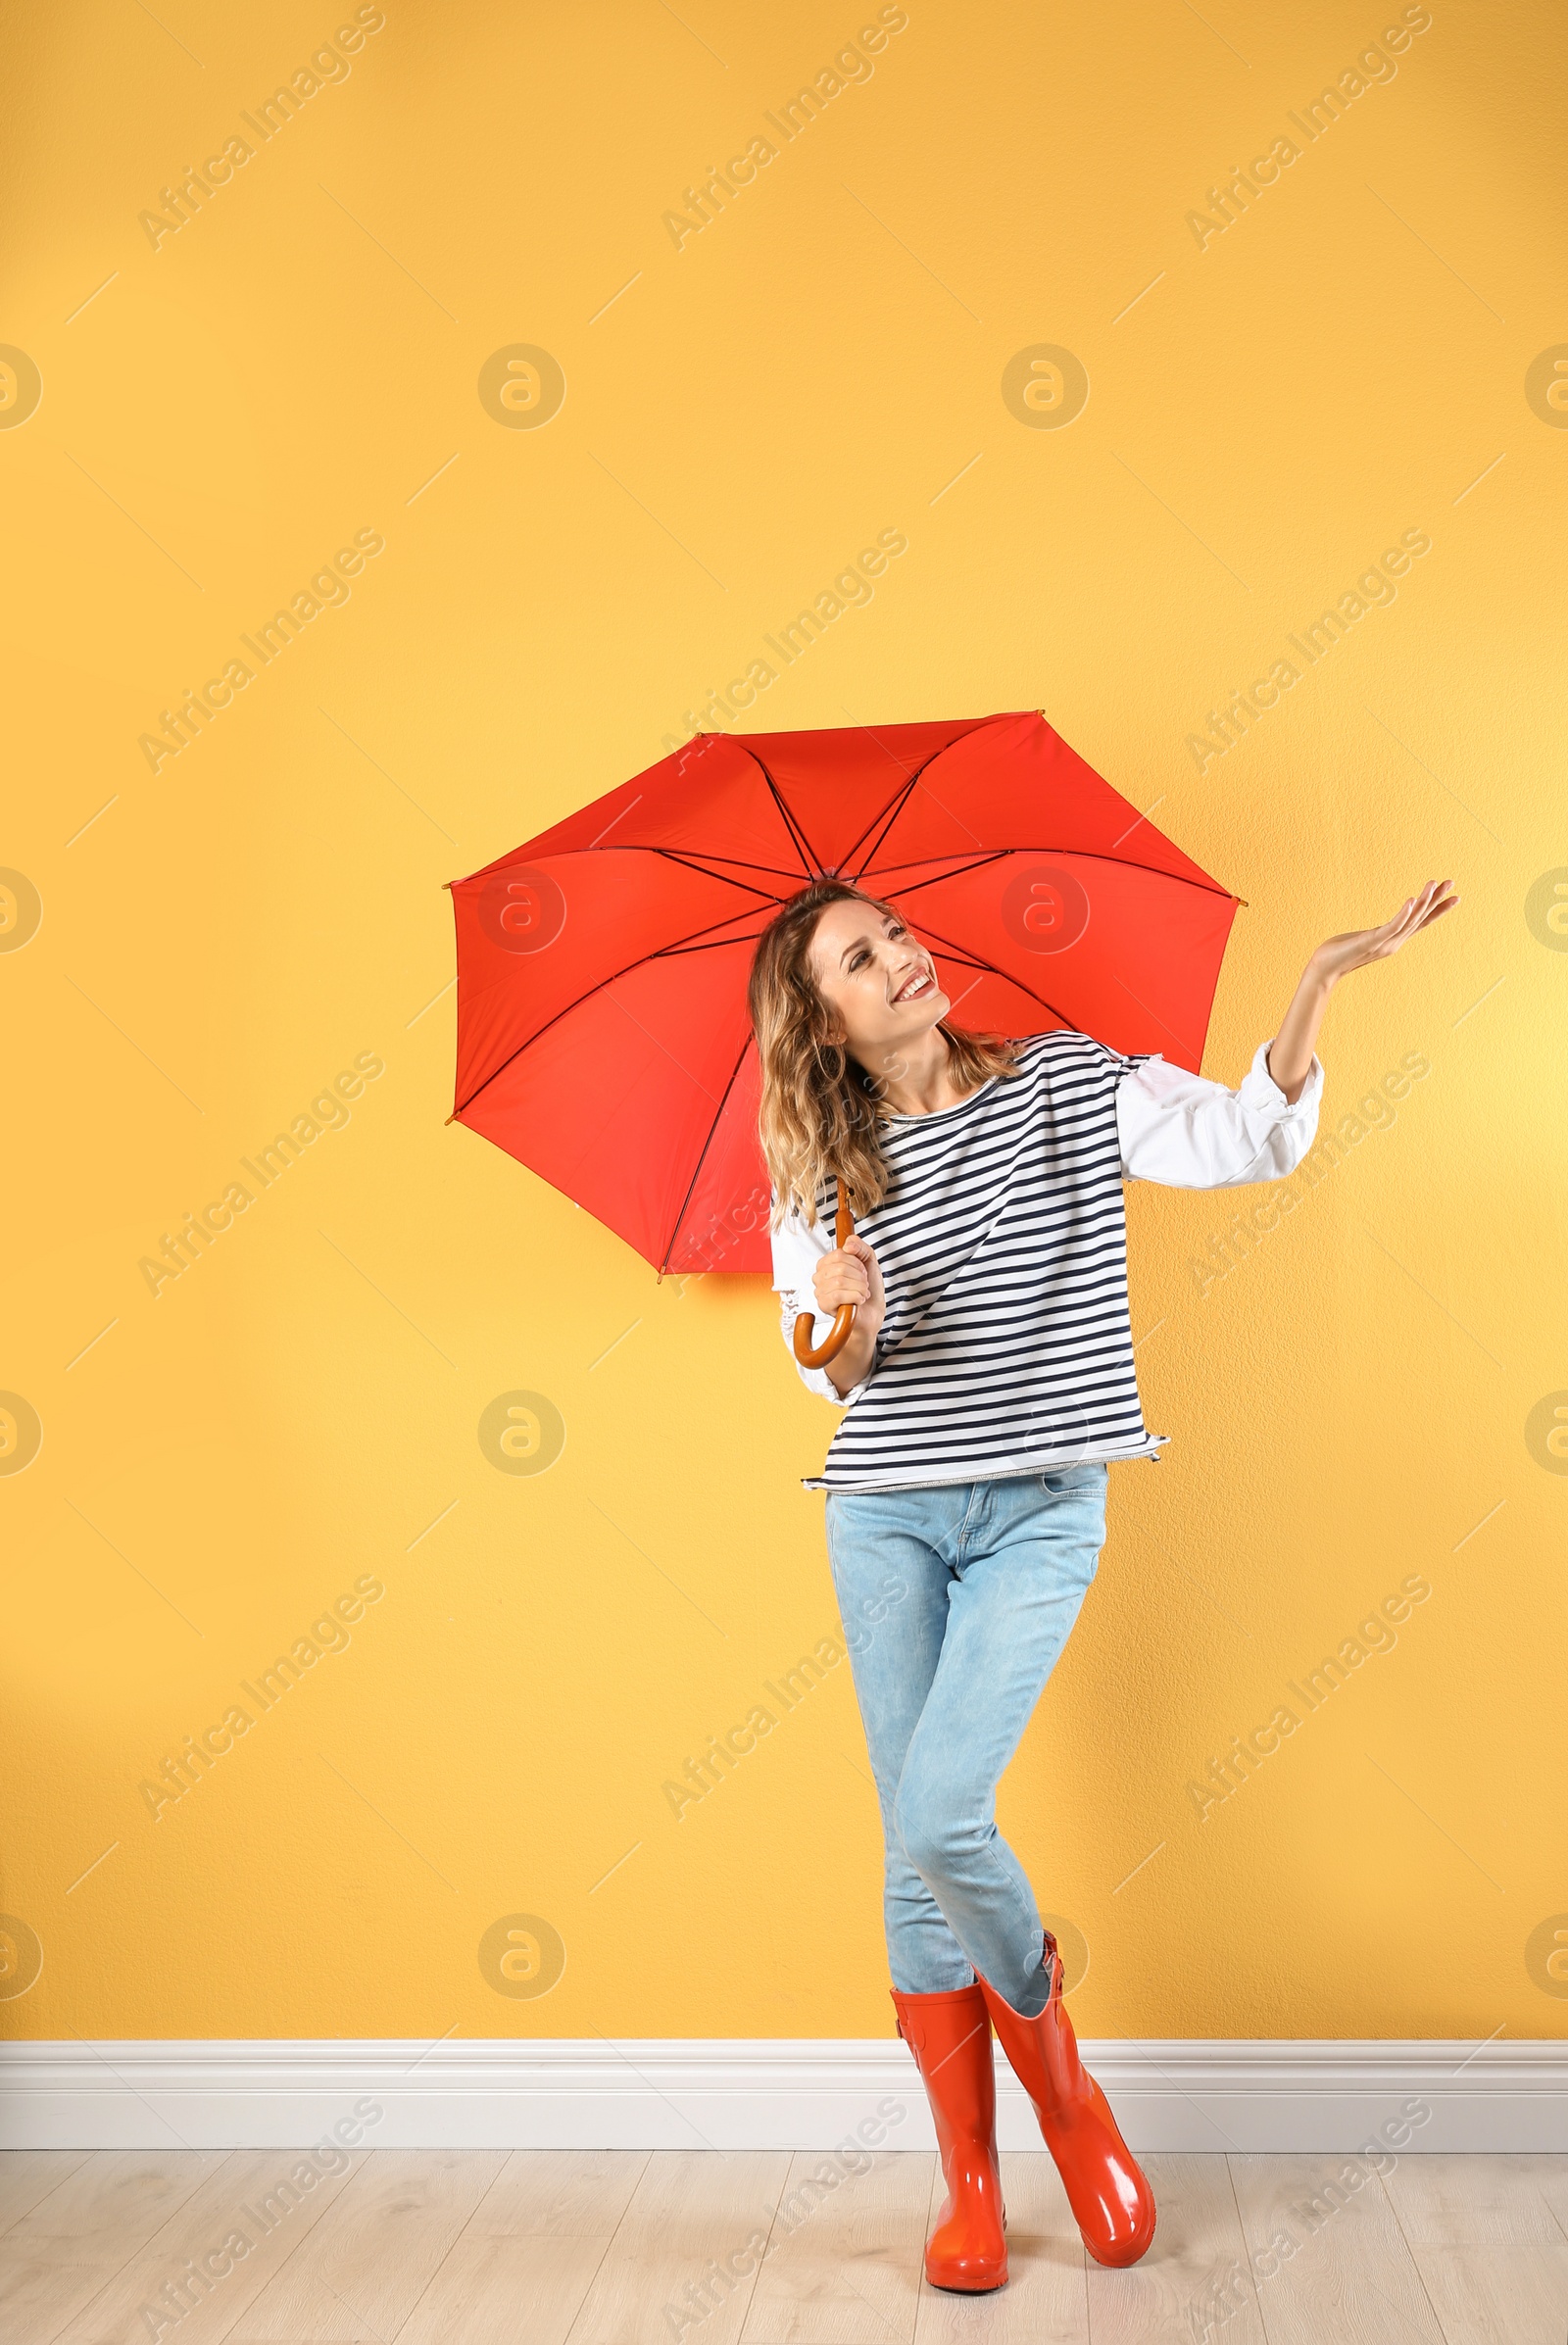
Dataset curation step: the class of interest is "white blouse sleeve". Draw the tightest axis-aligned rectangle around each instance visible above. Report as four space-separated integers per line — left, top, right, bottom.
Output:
770 1194 872 1408
1116 1038 1324 1188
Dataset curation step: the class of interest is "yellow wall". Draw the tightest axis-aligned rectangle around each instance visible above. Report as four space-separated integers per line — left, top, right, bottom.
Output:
3 0 1565 2047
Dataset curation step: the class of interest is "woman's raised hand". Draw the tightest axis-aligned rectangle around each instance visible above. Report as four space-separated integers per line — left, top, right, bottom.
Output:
1267 878 1460 1101
1310 877 1460 984
813 1231 887 1335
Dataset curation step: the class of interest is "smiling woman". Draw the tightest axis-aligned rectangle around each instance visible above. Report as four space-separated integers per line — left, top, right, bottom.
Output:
747 866 1453 2286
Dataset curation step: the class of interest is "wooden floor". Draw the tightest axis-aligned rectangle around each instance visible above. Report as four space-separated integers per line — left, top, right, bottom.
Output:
3 2146 1567 2344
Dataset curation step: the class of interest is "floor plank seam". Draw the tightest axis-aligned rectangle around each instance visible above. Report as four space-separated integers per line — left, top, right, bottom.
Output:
561 2148 657 2345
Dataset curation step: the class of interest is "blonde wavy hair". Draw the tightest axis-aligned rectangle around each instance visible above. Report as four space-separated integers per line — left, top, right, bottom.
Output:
748 879 1025 1230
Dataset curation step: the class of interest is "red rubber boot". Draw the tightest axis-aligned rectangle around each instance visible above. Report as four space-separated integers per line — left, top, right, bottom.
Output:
890 1982 1008 2292
977 1931 1155 2268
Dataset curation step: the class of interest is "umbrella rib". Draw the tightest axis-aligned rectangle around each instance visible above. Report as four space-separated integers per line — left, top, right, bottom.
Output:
530 836 1235 904
653 932 774 956
657 1030 758 1278
840 715 1013 876
842 737 989 876
724 740 821 879
555 854 1167 952
652 927 995 964
629 845 804 904
454 893 771 1118
477 841 819 891
455 834 832 1118
913 919 1197 1058
846 711 1237 903
582 842 820 881
843 776 920 880
901 916 1082 1032
869 847 1012 898
862 845 1237 900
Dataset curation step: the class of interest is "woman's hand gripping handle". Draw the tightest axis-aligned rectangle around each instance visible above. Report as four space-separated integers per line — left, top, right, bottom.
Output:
793 1194 886 1396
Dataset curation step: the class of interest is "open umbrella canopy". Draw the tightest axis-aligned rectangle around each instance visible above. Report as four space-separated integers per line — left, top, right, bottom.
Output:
449 708 1243 1277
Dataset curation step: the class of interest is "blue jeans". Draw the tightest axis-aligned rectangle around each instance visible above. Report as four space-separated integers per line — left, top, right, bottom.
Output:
824 1464 1108 2019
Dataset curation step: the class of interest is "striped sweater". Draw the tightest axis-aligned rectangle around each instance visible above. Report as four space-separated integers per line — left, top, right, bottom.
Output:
770 1029 1323 1492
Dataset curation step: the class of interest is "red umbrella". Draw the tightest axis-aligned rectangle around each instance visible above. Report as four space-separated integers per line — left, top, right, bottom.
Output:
448 709 1243 1300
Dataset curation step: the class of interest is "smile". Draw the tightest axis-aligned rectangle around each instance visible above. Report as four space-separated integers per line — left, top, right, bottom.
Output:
893 968 936 1004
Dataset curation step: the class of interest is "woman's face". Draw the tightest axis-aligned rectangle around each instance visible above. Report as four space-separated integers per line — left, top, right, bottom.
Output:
807 899 951 1074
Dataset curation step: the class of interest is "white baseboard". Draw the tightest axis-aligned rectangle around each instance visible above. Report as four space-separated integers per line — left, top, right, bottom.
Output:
3 2038 1566 2153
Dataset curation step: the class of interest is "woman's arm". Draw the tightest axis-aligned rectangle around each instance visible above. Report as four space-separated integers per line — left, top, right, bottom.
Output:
1267 877 1459 1101
1117 1042 1323 1189
1117 876 1459 1191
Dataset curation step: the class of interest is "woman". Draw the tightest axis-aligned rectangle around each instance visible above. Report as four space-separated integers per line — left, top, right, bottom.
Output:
747 873 1456 2291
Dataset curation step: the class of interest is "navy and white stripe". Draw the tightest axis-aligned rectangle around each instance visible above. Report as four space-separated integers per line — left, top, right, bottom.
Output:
770 1028 1323 1493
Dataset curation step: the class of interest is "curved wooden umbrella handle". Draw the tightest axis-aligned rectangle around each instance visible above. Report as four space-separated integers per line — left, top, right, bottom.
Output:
793 1190 857 1368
